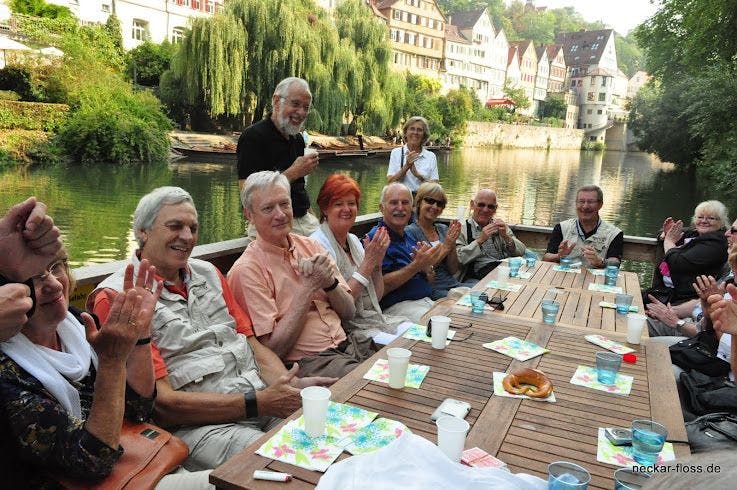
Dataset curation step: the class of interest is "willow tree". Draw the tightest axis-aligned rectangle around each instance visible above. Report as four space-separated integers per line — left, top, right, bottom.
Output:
170 0 400 133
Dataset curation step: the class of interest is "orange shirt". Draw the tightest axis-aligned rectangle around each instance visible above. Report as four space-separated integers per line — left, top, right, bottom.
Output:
227 234 349 362
92 268 253 379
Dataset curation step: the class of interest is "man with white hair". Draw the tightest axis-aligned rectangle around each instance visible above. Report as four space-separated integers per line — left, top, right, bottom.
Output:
228 171 374 379
88 186 334 471
237 77 320 236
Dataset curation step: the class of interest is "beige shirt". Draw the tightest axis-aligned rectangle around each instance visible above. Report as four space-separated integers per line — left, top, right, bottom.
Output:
227 234 349 362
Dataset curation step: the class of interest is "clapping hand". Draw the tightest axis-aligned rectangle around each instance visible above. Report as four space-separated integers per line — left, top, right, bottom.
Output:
298 254 335 291
707 283 737 335
558 240 575 258
693 275 722 302
664 219 684 244
443 220 462 251
363 227 390 270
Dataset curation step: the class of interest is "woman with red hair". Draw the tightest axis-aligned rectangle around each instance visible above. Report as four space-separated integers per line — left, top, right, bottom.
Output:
310 174 409 341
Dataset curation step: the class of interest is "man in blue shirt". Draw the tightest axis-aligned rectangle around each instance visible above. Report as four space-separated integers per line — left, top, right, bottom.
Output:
367 183 441 323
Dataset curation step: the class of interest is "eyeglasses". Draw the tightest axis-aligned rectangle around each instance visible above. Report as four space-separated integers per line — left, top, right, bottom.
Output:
576 199 600 206
422 196 447 208
696 216 718 222
474 202 498 210
31 259 67 285
280 97 311 113
727 227 737 234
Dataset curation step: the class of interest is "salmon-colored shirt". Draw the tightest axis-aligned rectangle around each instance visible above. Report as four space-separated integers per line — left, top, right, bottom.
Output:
227 234 349 362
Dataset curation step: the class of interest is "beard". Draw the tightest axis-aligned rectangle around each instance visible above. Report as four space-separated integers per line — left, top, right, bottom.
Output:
276 110 305 136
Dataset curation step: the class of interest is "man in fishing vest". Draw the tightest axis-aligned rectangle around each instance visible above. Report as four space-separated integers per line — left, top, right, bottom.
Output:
87 186 334 471
236 77 320 237
543 185 623 268
456 188 526 280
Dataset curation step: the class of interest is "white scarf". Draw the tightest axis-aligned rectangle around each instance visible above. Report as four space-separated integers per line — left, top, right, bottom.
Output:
1 311 98 419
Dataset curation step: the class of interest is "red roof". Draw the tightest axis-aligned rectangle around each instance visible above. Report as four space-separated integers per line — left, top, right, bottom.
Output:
486 98 515 108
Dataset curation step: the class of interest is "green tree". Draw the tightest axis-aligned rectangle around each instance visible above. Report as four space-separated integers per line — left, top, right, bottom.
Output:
615 33 643 77
437 87 475 141
503 82 529 113
9 0 71 18
541 93 566 119
127 41 177 86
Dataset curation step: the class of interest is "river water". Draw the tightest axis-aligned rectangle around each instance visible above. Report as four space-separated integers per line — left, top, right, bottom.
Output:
1 148 730 267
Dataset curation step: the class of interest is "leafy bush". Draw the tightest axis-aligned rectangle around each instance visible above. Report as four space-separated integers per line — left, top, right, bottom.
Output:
581 140 606 151
0 67 43 101
0 100 68 131
0 91 20 101
9 0 72 19
126 41 177 86
0 129 49 164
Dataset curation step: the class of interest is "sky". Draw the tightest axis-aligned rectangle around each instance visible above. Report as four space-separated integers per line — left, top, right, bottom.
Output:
535 1 661 35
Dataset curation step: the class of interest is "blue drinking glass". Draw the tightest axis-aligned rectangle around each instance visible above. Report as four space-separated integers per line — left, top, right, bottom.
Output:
548 461 590 489
541 299 560 324
631 420 668 466
595 351 622 385
605 264 619 286
560 256 572 270
509 257 522 277
470 291 485 314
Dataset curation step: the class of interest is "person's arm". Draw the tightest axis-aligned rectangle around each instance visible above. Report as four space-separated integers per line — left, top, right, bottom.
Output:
437 222 462 275
0 283 32 341
322 256 356 322
665 234 728 275
153 366 303 427
731 337 737 380
543 224 564 262
455 220 482 265
382 242 439 294
386 147 409 184
349 230 389 301
672 298 700 318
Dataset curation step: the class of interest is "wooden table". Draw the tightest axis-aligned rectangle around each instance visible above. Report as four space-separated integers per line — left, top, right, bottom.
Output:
475 261 646 334
210 307 688 489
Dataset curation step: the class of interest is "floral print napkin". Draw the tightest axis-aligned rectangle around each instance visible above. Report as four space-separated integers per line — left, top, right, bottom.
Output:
585 334 635 355
255 420 344 472
485 280 523 292
363 359 430 389
343 418 411 455
483 336 549 361
596 428 675 467
570 366 633 396
403 323 456 345
588 283 624 294
292 402 378 440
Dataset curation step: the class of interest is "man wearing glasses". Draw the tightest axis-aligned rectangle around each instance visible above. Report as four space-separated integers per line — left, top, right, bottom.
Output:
237 77 320 236
456 188 526 280
543 185 623 268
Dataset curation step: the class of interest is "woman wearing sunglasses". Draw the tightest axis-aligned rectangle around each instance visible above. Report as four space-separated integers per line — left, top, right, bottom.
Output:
405 183 473 299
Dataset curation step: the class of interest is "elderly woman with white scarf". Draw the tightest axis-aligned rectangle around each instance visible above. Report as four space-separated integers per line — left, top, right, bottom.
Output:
0 247 170 487
310 174 410 341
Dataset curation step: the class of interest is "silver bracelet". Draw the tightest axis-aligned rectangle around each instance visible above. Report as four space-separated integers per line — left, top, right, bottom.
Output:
352 271 370 288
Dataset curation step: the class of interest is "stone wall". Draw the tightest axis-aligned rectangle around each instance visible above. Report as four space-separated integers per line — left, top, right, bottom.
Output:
464 121 584 150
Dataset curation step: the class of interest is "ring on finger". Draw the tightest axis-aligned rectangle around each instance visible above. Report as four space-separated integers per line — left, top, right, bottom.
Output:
128 320 137 327
144 286 153 292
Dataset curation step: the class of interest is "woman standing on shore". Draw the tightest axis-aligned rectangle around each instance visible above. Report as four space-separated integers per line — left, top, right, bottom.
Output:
386 116 438 195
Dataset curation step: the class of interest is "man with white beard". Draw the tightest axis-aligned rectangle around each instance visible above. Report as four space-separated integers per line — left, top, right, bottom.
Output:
237 77 320 236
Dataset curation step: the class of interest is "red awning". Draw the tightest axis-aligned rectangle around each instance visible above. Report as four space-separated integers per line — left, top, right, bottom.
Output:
485 98 515 108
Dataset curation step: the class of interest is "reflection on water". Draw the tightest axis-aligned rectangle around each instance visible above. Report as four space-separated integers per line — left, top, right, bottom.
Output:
1 148 729 266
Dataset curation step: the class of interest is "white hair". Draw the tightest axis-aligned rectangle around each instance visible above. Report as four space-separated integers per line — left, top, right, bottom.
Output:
241 171 290 210
693 200 730 230
133 187 195 247
274 77 311 99
379 182 413 208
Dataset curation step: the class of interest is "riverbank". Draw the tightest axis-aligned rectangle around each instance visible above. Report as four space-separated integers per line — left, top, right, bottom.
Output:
464 121 584 150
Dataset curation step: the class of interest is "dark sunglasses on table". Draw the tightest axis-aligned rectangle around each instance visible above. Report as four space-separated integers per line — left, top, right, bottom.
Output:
487 295 507 311
474 202 498 210
426 319 474 342
422 197 447 208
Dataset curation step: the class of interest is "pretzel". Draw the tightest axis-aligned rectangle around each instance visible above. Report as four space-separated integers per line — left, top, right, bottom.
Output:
502 368 553 398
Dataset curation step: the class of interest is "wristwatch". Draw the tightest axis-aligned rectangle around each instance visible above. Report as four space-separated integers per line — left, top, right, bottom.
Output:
675 319 686 328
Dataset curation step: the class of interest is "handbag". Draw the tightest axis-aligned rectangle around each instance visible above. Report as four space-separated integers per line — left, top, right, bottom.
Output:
669 330 732 377
679 370 737 417
56 420 189 490
686 412 737 453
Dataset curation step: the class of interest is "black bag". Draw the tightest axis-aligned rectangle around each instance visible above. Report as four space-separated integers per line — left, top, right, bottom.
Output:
679 370 737 416
643 286 674 305
669 330 732 377
686 412 737 453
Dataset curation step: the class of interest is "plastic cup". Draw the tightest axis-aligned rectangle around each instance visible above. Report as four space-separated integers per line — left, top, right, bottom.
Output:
303 147 318 157
595 351 622 385
525 250 537 268
605 264 619 286
470 291 485 314
627 314 647 344
386 347 412 389
631 420 668 466
541 299 560 324
496 265 510 287
430 315 451 349
456 205 466 220
300 386 331 437
547 461 591 489
559 256 573 270
435 415 470 462
615 294 634 314
614 468 651 489
509 257 523 277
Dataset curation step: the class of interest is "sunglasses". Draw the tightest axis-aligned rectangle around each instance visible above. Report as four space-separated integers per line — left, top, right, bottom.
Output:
475 202 498 210
422 197 447 208
727 227 737 234
426 319 474 342
487 295 506 311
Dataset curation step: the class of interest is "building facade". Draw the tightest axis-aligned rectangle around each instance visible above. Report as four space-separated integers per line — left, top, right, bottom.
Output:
533 44 548 116
509 40 536 116
46 0 221 50
375 0 446 81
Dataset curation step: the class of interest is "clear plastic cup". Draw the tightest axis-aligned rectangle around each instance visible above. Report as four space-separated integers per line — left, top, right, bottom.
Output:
595 351 622 385
541 299 560 324
435 415 470 462
547 461 591 489
386 347 412 389
300 386 331 437
509 257 523 277
470 291 485 314
615 294 634 314
559 256 573 270
496 265 510 287
614 468 651 489
631 420 667 466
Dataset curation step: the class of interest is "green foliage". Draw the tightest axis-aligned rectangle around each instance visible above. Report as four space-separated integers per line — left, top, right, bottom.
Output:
0 91 21 101
104 14 125 56
581 140 606 151
0 100 68 131
437 87 475 140
615 32 643 77
473 105 513 123
541 93 566 119
0 129 49 164
0 67 44 101
9 0 72 19
127 41 177 86
503 82 530 112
